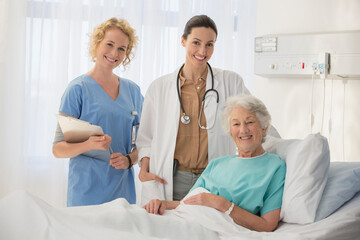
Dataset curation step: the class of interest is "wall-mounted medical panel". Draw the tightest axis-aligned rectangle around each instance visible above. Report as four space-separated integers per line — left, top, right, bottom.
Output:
254 31 360 79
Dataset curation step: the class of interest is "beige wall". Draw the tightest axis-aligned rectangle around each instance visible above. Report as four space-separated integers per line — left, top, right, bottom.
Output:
255 0 360 162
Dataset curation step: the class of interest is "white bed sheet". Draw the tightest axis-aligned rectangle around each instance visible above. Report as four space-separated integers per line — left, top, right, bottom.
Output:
1 190 359 240
275 191 360 240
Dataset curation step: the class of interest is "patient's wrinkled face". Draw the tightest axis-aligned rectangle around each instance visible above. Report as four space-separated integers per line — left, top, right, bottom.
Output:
230 107 266 158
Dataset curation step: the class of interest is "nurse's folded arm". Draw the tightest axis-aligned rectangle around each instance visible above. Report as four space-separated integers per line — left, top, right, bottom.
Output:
139 157 167 184
52 134 112 159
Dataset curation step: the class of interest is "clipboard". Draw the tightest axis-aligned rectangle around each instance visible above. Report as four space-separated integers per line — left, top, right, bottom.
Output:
56 114 104 143
56 114 111 162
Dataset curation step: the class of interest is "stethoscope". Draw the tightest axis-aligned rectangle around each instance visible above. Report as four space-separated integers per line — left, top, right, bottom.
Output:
176 62 219 130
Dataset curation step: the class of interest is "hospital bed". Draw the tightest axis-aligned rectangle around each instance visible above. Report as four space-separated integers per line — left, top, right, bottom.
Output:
1 133 360 240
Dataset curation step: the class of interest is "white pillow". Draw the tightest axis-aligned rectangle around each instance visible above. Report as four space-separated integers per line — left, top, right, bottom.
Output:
263 133 330 224
315 162 360 221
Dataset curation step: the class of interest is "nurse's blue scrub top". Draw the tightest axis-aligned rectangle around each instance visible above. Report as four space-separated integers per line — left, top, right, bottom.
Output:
59 75 143 207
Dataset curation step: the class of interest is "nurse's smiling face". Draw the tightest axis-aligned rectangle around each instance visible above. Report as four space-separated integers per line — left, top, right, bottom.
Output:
181 27 216 69
230 106 266 158
95 28 129 70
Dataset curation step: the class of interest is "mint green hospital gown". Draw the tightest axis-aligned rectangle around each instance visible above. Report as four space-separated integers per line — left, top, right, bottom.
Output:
190 152 286 215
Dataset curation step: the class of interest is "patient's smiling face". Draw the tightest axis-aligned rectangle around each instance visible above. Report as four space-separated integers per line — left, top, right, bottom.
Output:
230 107 266 158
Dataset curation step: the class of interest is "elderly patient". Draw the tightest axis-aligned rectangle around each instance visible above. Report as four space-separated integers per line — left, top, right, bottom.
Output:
144 94 286 232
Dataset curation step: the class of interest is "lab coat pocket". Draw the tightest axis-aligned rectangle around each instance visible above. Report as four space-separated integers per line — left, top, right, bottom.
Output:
140 180 165 206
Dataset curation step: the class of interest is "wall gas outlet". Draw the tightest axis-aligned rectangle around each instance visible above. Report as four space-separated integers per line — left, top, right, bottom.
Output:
318 53 330 79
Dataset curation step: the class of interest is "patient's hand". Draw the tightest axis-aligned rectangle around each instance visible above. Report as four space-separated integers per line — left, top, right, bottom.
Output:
143 199 166 215
183 193 230 213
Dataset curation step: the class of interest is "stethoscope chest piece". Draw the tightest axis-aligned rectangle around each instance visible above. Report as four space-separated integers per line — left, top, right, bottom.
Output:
181 114 190 124
177 62 218 129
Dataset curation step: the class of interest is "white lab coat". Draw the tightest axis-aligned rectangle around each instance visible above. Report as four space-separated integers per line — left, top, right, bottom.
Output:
136 66 251 205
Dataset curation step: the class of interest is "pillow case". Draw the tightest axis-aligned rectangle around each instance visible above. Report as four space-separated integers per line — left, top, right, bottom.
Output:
263 133 330 224
315 162 360 221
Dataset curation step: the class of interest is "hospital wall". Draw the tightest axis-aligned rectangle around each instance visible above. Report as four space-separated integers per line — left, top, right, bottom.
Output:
254 0 360 162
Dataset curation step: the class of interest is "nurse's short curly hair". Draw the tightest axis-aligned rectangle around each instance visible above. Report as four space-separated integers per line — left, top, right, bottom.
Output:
89 17 138 67
222 94 271 142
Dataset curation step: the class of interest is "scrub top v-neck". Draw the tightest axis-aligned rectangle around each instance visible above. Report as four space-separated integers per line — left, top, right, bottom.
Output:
59 74 143 206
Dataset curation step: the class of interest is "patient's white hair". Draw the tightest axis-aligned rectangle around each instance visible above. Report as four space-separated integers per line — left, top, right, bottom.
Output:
222 94 271 142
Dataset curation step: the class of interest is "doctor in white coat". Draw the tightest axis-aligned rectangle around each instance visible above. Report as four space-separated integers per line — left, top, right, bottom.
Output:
137 15 277 205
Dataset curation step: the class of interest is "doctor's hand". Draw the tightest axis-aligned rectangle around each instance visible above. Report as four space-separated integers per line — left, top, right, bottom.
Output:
143 199 166 215
139 169 167 184
183 193 231 213
139 157 167 184
87 135 112 151
109 153 130 169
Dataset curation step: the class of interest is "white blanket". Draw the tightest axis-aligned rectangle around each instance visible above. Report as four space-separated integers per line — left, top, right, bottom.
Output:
172 188 299 240
0 190 218 240
1 188 360 240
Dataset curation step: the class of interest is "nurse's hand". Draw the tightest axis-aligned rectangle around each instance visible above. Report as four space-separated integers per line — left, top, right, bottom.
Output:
139 157 167 184
143 199 166 215
109 153 130 169
87 135 112 150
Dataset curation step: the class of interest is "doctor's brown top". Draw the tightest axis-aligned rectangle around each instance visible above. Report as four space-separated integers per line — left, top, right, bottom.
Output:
173 69 208 170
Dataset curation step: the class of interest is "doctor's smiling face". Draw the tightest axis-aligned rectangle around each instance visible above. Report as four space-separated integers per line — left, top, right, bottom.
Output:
230 106 266 158
181 27 216 69
95 28 129 70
